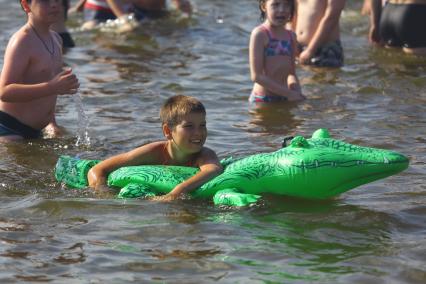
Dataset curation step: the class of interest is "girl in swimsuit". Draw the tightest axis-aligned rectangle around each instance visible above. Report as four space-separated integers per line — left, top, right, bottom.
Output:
249 0 304 103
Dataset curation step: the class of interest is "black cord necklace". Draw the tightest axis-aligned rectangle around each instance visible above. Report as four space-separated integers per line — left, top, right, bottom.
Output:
29 24 54 57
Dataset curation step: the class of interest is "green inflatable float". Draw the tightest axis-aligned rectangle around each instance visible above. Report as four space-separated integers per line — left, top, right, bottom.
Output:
55 129 409 206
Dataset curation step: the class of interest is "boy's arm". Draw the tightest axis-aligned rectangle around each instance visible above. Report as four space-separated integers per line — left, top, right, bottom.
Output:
250 29 303 101
87 142 163 189
159 148 223 200
299 0 346 64
0 36 79 102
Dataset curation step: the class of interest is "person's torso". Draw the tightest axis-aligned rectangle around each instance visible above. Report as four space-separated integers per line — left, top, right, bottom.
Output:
294 0 341 45
253 25 293 96
0 28 62 130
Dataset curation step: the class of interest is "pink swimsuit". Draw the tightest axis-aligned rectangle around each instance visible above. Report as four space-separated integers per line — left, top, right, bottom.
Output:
249 25 294 103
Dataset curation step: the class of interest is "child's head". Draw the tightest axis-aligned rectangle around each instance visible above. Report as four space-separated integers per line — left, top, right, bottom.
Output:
160 95 207 153
160 95 206 129
20 0 64 16
258 0 295 23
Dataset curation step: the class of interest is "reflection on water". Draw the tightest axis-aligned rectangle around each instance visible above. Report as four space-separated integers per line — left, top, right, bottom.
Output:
0 0 425 283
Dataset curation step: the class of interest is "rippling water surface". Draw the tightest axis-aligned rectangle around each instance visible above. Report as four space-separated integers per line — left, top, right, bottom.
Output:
0 0 425 283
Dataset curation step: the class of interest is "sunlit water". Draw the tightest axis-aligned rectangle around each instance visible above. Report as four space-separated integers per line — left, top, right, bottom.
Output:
0 0 425 283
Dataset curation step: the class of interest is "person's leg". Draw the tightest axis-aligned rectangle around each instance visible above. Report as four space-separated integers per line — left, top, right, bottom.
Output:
402 47 426 56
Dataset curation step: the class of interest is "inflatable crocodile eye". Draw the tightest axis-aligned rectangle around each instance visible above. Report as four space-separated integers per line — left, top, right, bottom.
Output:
312 128 331 139
281 136 294 148
290 136 309 148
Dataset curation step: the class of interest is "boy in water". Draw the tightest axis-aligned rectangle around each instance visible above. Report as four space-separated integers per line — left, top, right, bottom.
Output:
51 0 75 49
0 0 79 142
291 0 346 67
88 95 223 201
78 0 192 30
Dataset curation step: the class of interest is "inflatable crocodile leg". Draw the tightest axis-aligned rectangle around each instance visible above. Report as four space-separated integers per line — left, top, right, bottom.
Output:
118 183 157 199
55 156 99 189
213 188 261 206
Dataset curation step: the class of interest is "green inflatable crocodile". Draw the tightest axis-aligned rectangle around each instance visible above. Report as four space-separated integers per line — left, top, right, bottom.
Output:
55 129 409 206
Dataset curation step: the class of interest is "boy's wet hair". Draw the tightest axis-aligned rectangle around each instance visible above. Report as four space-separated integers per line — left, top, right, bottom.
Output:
20 0 69 17
160 95 206 128
258 0 295 22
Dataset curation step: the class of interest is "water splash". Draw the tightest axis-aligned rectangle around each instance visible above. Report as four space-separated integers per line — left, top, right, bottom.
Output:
73 91 90 147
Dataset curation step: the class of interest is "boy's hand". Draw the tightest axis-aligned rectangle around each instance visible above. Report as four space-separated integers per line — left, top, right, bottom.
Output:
49 68 80 95
151 187 184 202
151 194 178 202
87 168 107 189
299 49 314 65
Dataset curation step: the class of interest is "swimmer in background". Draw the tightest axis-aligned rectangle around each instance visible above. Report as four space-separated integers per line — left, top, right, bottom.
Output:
249 0 305 103
51 0 75 49
74 0 192 30
364 0 426 56
0 0 79 142
87 95 222 201
290 0 346 67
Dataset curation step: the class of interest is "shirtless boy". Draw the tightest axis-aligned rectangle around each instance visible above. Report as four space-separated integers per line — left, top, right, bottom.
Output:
0 0 79 142
291 0 346 67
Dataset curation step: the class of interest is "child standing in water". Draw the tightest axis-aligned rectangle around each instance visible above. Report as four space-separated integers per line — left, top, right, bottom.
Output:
51 0 75 49
87 95 223 201
0 0 79 142
249 0 304 103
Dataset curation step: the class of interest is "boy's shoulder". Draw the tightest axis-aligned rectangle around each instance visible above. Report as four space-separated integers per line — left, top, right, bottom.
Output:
198 146 218 159
8 26 34 51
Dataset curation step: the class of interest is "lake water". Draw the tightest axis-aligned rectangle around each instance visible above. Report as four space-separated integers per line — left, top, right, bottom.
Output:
0 0 425 283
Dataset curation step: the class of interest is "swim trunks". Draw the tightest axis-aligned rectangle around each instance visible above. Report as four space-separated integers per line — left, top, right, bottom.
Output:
84 0 116 22
379 3 426 48
299 40 344 67
59 32 75 48
133 6 169 21
249 92 287 103
0 111 41 139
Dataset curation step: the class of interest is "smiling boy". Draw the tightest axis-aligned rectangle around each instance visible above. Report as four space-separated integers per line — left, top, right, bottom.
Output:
87 95 223 201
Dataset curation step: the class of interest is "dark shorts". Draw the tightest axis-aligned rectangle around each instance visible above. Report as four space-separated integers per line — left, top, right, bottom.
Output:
133 7 169 21
59 32 75 48
84 8 117 23
380 3 426 48
0 111 41 139
299 40 344 67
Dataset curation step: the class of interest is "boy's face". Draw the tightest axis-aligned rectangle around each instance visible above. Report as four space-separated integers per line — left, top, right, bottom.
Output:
167 112 207 155
21 0 61 23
